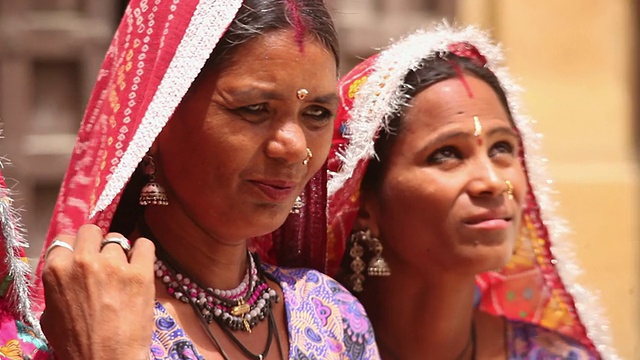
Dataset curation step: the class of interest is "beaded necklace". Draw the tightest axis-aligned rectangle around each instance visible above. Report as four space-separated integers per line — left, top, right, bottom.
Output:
139 219 280 333
139 220 285 359
154 251 278 332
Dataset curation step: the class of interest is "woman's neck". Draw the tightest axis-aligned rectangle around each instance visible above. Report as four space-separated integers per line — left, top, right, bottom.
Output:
360 262 477 360
137 205 248 290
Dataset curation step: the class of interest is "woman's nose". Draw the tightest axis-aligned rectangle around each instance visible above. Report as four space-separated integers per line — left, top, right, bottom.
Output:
467 158 505 198
265 120 307 165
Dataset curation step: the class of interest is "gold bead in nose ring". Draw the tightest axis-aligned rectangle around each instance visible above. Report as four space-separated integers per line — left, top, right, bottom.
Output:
302 148 313 165
505 180 514 200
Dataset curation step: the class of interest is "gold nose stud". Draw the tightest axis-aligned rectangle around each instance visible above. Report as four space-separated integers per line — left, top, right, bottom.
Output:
302 148 313 165
505 180 514 200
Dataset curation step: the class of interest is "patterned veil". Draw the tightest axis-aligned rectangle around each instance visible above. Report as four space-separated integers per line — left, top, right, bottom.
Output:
33 0 331 307
326 24 618 359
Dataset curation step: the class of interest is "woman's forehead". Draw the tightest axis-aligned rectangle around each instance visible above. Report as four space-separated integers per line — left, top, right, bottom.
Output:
204 32 338 95
405 77 509 127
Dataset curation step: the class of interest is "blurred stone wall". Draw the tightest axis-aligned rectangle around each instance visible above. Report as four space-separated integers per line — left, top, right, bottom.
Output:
457 1 638 358
0 0 120 259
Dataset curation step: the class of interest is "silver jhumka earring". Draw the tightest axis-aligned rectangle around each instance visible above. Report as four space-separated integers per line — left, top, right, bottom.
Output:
139 155 169 206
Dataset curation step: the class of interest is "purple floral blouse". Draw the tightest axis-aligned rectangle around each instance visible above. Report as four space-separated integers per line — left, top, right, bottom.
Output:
507 319 600 359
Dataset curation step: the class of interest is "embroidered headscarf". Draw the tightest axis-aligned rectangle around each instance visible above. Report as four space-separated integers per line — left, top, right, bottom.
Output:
34 0 333 307
327 24 618 359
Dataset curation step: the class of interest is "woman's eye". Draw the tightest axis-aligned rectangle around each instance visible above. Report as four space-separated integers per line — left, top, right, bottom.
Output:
489 141 515 157
427 146 462 164
303 106 334 123
234 103 269 123
241 104 266 113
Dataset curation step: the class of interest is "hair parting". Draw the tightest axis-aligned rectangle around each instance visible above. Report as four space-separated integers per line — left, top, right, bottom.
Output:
284 0 307 52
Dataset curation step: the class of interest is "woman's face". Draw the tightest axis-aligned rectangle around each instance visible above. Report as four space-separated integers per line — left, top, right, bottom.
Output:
363 75 526 276
155 29 338 242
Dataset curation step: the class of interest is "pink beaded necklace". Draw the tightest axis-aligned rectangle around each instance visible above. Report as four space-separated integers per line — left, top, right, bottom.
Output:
154 251 279 332
139 219 284 359
138 218 280 334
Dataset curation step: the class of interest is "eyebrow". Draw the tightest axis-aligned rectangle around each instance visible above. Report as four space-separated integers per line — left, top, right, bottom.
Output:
486 126 518 138
309 93 340 106
425 125 518 148
225 88 280 101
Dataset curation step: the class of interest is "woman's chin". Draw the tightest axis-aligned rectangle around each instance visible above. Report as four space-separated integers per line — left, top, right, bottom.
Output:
452 243 513 274
475 247 513 274
248 210 292 237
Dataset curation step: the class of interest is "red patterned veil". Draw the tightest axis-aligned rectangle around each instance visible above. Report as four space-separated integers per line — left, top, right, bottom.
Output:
326 24 617 359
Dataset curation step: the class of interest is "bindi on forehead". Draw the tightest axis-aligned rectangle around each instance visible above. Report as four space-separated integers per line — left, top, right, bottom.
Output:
473 115 482 137
296 88 308 100
473 115 483 145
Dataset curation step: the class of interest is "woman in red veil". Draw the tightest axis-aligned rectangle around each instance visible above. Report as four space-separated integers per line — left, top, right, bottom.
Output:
327 24 617 359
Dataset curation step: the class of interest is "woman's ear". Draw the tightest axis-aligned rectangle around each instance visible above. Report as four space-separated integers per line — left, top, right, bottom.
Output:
355 190 381 238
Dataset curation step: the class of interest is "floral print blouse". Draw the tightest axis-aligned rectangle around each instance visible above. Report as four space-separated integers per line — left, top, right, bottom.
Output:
149 265 379 359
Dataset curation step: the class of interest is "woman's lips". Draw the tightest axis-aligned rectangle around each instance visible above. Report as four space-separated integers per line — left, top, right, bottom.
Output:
248 180 297 202
464 218 510 230
463 212 512 230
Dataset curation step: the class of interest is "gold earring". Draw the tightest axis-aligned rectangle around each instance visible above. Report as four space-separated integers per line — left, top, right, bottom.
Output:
290 195 303 214
296 88 308 100
302 148 312 165
366 233 391 277
348 230 391 292
505 180 514 200
349 231 367 293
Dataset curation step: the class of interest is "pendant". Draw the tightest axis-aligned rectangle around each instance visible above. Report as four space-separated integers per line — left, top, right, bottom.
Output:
231 298 250 316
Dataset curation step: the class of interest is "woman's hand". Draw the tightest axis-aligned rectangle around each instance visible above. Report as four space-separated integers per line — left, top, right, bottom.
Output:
40 224 156 360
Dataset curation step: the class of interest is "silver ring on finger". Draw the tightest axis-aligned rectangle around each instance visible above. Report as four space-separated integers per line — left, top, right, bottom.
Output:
45 239 74 259
100 236 131 252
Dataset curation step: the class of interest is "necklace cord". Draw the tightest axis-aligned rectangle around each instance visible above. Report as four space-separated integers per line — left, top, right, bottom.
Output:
454 320 476 360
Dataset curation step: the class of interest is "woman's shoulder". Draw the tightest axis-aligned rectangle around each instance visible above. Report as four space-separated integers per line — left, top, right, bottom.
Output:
506 318 600 359
262 264 363 304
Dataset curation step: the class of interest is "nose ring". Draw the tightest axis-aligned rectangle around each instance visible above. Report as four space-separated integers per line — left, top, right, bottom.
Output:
302 148 313 165
505 180 514 200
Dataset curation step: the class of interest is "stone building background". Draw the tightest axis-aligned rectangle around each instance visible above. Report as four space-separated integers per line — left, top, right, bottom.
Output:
0 0 637 357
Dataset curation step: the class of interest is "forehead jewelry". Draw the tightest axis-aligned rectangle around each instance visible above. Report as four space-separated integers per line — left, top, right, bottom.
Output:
302 147 313 165
473 115 482 137
296 88 309 100
473 115 483 145
505 180 514 200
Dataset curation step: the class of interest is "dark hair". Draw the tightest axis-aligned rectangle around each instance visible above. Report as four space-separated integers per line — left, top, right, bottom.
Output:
110 0 339 235
207 0 339 70
360 54 513 191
